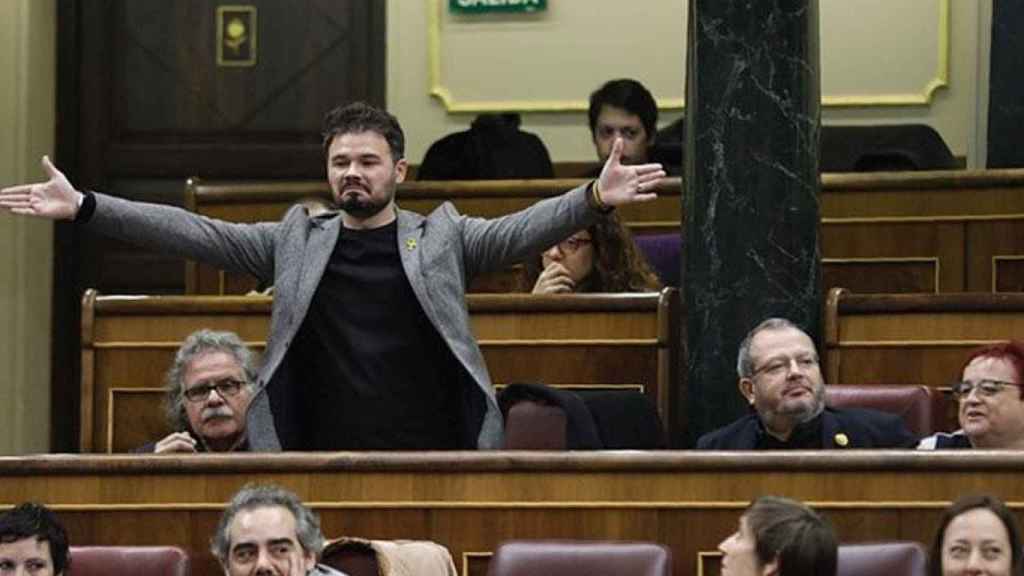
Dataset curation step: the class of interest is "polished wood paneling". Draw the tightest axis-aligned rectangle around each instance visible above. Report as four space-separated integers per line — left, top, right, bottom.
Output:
821 289 1024 430
3 452 1024 576
183 170 1024 295
83 290 682 453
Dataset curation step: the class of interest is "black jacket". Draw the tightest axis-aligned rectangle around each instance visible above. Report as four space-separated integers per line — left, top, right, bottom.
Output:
696 407 918 450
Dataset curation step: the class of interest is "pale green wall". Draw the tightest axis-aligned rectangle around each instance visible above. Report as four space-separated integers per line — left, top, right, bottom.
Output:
389 0 991 166
0 0 55 454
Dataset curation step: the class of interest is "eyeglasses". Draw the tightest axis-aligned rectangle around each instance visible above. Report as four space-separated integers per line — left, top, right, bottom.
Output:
950 379 1021 401
555 237 592 254
182 378 247 403
751 355 819 378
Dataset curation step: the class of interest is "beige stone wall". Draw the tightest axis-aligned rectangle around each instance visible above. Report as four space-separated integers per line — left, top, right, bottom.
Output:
389 0 990 166
0 0 55 454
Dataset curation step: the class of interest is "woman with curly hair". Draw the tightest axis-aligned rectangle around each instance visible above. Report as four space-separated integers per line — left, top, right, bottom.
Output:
526 212 661 293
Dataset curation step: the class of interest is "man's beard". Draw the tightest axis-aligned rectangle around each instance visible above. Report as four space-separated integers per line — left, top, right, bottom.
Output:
336 184 394 218
758 383 826 430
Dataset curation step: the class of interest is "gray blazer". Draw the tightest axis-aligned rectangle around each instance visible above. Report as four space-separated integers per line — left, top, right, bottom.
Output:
87 184 599 450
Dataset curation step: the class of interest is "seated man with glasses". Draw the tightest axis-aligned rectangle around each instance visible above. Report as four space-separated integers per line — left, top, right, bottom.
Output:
525 213 661 294
136 329 258 453
697 318 917 449
919 342 1024 449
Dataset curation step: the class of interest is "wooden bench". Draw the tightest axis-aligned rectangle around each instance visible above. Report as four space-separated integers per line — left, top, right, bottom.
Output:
6 452 1024 576
822 287 1024 429
81 288 682 453
183 169 1024 295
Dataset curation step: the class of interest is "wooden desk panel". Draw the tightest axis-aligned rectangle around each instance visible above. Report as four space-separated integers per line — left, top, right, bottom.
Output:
4 452 1024 576
184 170 1024 295
822 290 1024 430
83 291 681 453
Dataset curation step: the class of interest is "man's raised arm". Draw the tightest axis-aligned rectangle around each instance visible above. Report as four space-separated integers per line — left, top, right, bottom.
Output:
0 156 83 220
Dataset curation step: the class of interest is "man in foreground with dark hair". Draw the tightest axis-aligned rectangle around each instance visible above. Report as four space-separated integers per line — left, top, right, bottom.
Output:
719 495 837 576
1 102 664 452
0 502 70 576
212 484 346 576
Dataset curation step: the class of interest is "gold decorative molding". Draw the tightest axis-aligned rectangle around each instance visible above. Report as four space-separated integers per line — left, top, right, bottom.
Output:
216 5 258 68
822 256 940 293
823 0 950 108
993 255 1024 293
427 0 950 113
835 339 1009 349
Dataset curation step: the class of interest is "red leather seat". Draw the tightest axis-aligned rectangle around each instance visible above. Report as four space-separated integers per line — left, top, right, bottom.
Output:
69 546 190 576
486 540 671 576
837 542 926 576
825 384 934 437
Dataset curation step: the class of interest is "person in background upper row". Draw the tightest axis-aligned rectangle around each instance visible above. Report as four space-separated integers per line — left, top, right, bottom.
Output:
718 495 837 576
136 329 257 454
928 494 1023 576
0 503 70 576
918 341 1024 449
697 318 918 449
588 79 659 171
526 212 661 294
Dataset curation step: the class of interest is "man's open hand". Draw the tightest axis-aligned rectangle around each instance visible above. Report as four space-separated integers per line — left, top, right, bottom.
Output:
0 156 82 220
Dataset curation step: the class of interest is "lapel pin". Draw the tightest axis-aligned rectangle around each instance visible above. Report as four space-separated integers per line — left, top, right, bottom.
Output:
405 237 417 251
833 433 849 447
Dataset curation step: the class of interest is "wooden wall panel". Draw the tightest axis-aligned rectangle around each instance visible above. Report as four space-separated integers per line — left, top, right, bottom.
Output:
83 291 681 453
4 453 1024 576
183 171 1024 296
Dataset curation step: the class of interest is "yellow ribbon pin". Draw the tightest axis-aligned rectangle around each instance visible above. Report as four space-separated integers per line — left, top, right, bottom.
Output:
834 433 849 447
405 238 417 251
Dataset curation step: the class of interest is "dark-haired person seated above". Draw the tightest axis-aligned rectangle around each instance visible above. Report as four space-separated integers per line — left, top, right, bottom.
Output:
1 102 665 451
526 212 661 294
918 342 1024 450
136 329 257 453
212 484 346 576
718 495 837 576
697 318 917 450
587 78 680 177
928 494 1022 576
0 502 69 576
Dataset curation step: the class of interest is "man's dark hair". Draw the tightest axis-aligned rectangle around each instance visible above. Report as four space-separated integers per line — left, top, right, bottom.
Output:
0 502 70 573
321 101 405 161
928 494 1024 576
744 496 837 576
587 79 658 139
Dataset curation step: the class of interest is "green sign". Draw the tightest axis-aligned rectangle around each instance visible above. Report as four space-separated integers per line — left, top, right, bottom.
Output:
450 0 547 14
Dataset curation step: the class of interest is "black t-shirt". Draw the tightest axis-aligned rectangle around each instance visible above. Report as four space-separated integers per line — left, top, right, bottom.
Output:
293 220 462 450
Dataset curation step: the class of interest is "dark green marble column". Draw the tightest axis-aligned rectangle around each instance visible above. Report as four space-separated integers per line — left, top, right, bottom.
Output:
988 0 1024 168
682 0 822 446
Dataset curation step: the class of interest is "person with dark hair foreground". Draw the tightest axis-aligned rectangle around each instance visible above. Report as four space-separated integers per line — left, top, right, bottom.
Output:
0 102 665 452
928 494 1023 576
919 342 1024 449
697 317 917 449
212 484 346 575
526 212 661 294
719 495 837 576
0 503 70 576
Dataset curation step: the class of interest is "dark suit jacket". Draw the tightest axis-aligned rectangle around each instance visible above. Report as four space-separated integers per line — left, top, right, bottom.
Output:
696 407 918 450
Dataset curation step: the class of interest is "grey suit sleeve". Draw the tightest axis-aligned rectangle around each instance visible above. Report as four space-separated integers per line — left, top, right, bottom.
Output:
86 192 277 285
458 183 599 277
